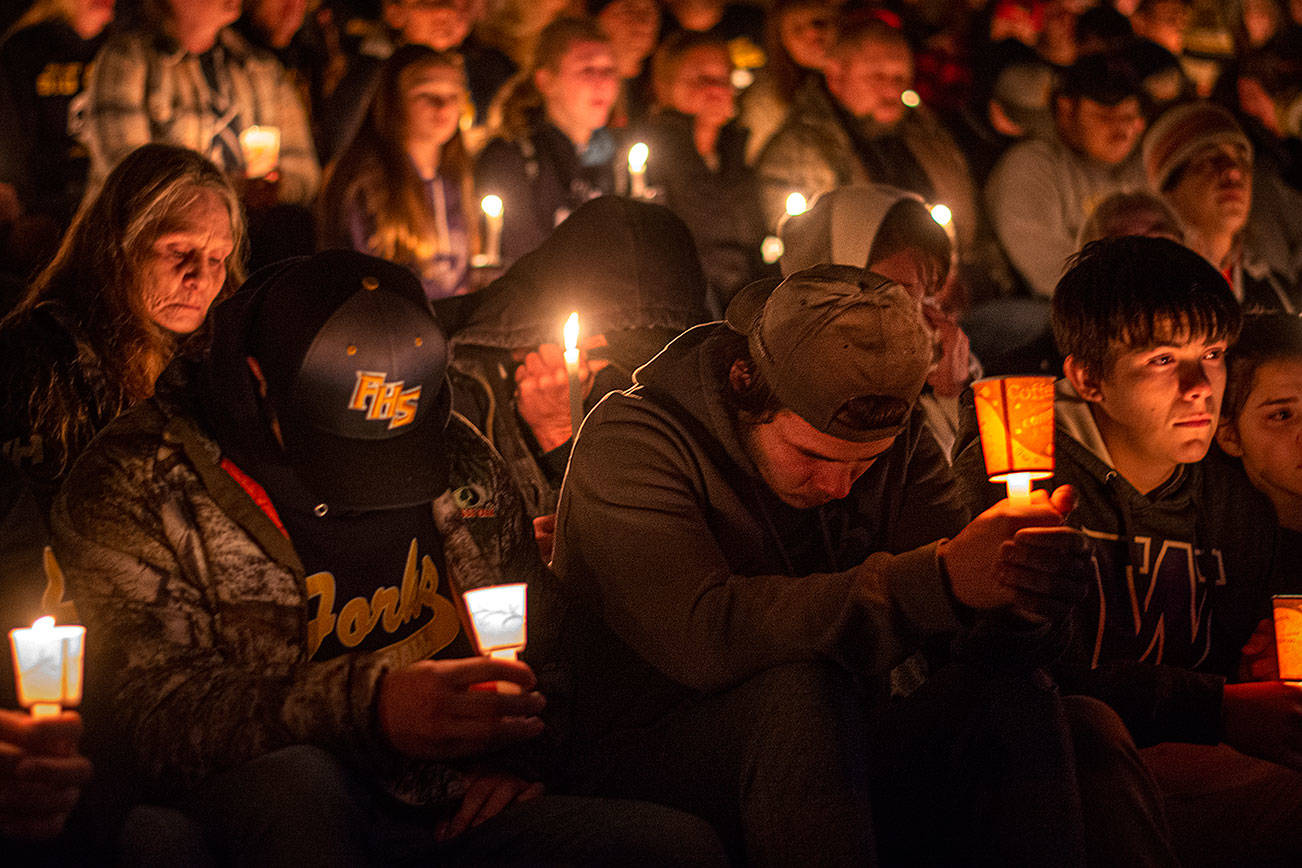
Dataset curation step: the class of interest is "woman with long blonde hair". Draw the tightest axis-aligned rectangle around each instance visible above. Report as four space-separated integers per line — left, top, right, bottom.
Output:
0 143 245 498
320 45 478 300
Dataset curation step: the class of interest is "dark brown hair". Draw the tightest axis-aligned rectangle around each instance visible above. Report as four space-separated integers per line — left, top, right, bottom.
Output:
1052 236 1240 379
1223 313 1302 422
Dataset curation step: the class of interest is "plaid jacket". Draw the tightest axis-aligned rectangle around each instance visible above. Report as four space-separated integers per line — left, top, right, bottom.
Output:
78 27 319 204
50 385 549 808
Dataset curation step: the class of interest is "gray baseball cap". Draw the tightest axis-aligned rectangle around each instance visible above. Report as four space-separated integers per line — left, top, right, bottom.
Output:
725 264 933 442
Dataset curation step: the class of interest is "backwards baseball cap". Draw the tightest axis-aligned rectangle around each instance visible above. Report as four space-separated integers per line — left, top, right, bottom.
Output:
245 250 453 512
725 264 932 442
1142 101 1252 192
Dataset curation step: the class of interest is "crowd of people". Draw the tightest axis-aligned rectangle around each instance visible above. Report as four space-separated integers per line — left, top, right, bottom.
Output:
0 0 1301 864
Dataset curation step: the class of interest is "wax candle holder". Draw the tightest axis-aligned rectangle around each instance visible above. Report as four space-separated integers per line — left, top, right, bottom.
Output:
973 375 1055 505
9 617 84 718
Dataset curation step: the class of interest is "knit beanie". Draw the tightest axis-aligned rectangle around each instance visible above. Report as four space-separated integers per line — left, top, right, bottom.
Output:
1142 101 1252 192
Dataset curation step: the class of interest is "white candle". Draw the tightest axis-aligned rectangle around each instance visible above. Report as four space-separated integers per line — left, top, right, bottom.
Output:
628 142 649 199
563 312 584 437
479 195 503 267
463 583 527 658
9 616 84 718
239 126 281 179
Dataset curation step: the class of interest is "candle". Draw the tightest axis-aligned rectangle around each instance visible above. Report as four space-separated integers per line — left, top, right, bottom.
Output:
1275 596 1302 681
463 583 527 659
929 203 952 227
239 126 281 179
9 616 84 718
463 583 527 693
972 375 1055 507
476 195 499 266
628 142 649 199
563 312 584 438
785 192 808 217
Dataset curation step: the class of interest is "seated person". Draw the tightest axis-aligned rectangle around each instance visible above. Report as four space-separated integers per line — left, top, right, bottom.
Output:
985 52 1147 298
1142 101 1300 312
0 0 114 238
318 46 477 301
51 250 725 865
954 236 1302 866
443 195 711 534
639 31 767 308
477 18 621 265
1217 312 1302 576
779 184 979 459
549 263 1174 864
78 0 320 208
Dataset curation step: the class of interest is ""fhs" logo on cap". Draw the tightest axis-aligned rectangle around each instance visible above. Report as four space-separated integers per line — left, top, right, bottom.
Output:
348 371 421 429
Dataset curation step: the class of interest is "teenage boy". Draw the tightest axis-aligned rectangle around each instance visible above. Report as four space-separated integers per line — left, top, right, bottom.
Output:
552 263 1175 866
955 235 1302 865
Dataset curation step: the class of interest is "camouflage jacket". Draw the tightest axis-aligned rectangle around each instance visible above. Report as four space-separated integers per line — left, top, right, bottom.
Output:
50 386 548 809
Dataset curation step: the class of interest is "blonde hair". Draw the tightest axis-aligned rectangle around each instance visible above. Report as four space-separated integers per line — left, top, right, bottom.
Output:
6 144 245 466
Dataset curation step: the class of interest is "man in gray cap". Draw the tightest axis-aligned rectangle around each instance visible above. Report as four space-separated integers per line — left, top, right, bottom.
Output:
549 265 1174 865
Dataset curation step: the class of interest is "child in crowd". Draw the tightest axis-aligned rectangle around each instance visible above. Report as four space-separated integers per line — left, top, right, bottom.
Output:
1218 312 1302 575
956 236 1302 867
477 18 621 265
319 45 477 301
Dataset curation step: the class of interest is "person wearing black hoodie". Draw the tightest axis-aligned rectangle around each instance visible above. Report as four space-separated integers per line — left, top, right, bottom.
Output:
549 263 1174 865
441 196 712 530
954 236 1302 866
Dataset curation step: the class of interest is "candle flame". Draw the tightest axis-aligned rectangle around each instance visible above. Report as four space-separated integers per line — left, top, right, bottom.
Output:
929 203 952 226
481 194 503 218
564 312 580 353
785 192 808 216
901 89 921 108
628 142 649 173
33 616 55 630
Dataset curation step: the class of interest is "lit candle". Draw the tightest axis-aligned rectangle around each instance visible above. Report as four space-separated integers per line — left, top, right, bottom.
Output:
463 583 527 659
901 89 921 108
785 192 808 217
1274 595 1302 681
929 203 952 227
972 375 1055 507
563 312 584 438
9 616 84 718
475 194 504 267
463 583 527 693
628 142 649 199
239 126 281 179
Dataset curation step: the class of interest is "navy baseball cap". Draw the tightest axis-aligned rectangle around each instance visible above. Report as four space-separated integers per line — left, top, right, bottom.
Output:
246 250 453 511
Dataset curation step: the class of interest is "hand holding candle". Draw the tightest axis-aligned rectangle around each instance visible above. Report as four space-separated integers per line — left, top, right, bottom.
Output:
973 375 1055 506
9 617 85 719
628 142 649 199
